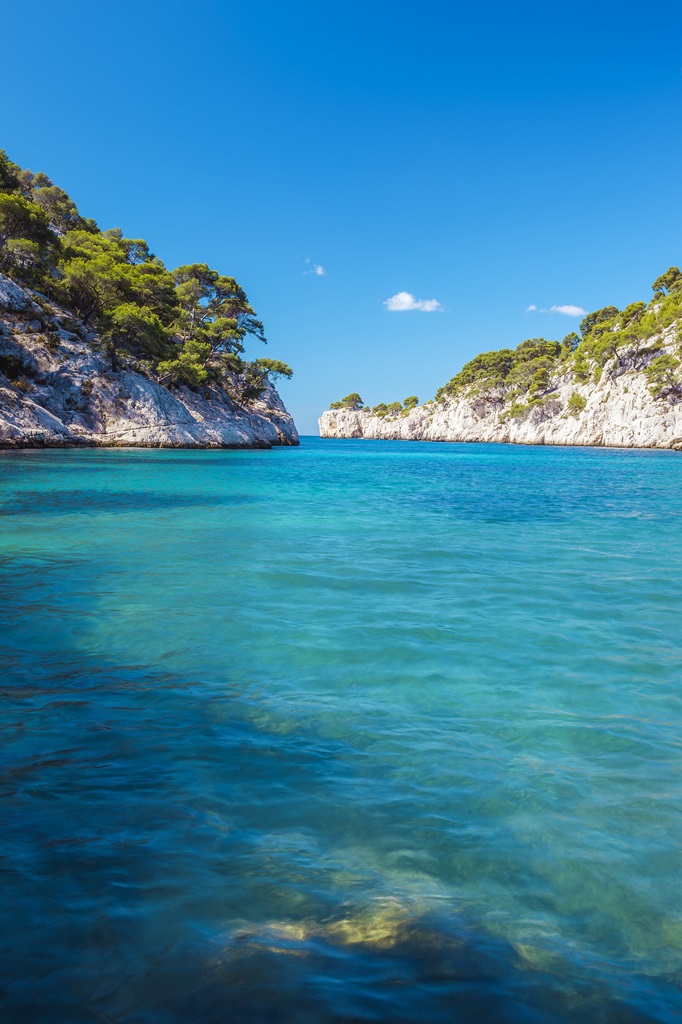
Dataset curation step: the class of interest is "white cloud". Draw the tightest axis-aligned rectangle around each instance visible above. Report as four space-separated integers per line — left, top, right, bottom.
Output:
526 303 586 317
550 304 586 316
303 257 326 277
384 291 443 312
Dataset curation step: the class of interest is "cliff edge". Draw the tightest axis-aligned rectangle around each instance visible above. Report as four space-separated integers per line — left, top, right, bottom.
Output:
0 275 298 449
320 324 682 450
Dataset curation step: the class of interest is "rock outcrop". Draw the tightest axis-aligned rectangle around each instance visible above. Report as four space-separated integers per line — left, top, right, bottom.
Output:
320 329 682 450
0 275 298 449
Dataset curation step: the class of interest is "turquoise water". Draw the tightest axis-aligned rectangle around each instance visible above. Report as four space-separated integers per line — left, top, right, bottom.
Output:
2 438 682 1023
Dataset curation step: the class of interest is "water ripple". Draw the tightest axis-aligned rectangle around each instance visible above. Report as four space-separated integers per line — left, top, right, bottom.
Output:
1 440 681 1022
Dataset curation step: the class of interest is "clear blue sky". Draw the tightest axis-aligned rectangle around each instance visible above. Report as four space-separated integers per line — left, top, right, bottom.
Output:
3 0 682 433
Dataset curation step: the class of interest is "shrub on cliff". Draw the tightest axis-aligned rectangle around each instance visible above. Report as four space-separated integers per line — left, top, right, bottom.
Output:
567 392 587 415
645 354 682 403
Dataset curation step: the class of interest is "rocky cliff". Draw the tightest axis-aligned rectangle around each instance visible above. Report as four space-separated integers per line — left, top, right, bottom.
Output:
319 326 682 450
0 275 298 449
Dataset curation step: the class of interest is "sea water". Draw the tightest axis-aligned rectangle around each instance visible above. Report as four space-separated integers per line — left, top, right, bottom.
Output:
1 438 682 1023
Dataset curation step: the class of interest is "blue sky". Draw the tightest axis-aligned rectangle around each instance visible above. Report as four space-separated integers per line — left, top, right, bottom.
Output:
3 0 682 433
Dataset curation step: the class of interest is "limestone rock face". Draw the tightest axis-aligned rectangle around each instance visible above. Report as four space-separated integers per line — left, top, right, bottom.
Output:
0 275 299 449
319 337 682 451
0 274 40 313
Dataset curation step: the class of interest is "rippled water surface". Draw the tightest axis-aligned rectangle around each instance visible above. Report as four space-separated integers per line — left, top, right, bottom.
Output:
2 438 682 1023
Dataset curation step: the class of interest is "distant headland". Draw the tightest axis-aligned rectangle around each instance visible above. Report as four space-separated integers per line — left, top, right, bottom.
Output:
320 269 682 450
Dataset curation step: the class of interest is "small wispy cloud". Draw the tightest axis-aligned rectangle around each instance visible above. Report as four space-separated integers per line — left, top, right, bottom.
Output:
526 303 586 317
550 304 586 316
303 257 326 276
384 291 443 312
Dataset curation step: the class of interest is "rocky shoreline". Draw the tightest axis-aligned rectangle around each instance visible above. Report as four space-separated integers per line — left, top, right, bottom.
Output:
0 274 299 450
320 329 682 451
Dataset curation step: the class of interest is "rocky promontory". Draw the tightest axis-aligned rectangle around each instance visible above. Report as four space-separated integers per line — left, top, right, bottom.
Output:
320 300 682 450
0 275 298 449
0 148 299 450
319 358 682 450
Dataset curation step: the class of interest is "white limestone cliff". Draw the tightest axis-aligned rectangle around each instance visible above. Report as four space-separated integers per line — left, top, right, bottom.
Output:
319 333 682 451
0 274 298 449
320 323 682 450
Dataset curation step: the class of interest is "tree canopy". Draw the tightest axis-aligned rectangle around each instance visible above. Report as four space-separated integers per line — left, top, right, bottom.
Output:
0 149 291 400
330 393 364 410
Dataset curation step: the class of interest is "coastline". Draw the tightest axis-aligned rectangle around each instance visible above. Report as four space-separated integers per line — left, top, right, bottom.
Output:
0 274 299 450
317 431 682 452
319 342 682 451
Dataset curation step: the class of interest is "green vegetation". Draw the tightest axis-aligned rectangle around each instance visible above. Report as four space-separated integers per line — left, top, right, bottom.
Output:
567 391 587 415
429 266 682 411
329 394 420 418
0 150 291 399
330 393 364 410
645 354 682 402
436 337 568 404
328 265 682 422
